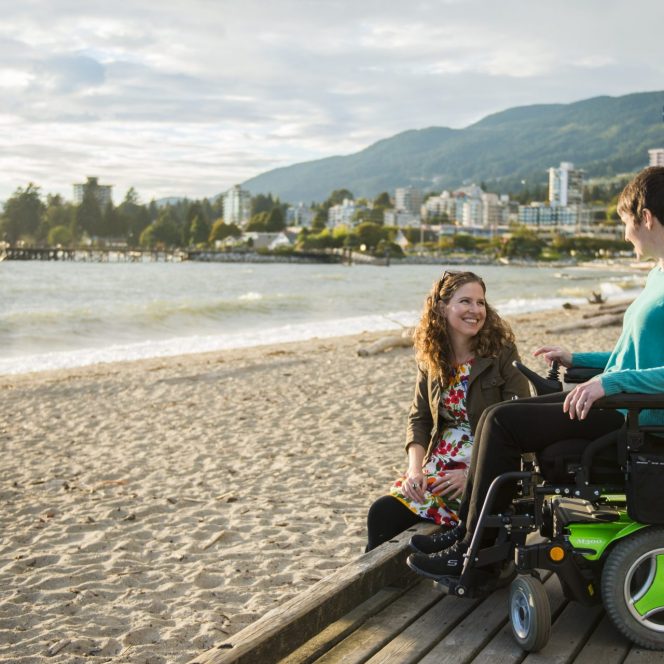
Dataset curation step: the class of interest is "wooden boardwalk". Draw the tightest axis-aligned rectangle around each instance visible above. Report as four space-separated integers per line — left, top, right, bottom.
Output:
188 524 664 664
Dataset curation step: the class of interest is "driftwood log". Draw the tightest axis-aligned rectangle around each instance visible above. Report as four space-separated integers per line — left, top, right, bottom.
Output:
546 313 623 334
357 328 414 357
582 303 630 319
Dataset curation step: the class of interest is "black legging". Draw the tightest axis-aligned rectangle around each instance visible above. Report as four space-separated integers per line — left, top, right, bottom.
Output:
458 392 624 543
366 495 427 552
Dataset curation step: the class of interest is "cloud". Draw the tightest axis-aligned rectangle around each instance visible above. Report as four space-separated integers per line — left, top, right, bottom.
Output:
0 0 662 202
32 54 106 93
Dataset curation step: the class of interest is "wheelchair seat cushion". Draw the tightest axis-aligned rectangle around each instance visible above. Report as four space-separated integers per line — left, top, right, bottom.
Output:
537 438 623 484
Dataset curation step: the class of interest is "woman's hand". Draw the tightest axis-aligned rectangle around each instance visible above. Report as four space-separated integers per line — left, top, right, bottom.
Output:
564 377 605 420
429 468 467 500
402 468 427 503
533 345 573 368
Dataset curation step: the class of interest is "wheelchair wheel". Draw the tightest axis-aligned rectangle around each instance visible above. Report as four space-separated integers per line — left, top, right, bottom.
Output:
509 575 551 652
601 526 664 650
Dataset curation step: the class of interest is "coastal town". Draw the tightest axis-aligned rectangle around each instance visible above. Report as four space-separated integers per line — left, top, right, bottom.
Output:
3 147 664 263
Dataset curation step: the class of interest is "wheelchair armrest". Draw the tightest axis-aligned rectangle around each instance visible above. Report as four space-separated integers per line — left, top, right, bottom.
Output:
593 393 664 410
564 366 603 383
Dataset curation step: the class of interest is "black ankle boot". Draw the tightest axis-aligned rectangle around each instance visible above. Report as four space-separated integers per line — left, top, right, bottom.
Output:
409 524 465 555
406 540 469 579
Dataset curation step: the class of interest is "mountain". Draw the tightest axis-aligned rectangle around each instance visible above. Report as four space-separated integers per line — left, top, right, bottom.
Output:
155 197 186 207
241 91 664 203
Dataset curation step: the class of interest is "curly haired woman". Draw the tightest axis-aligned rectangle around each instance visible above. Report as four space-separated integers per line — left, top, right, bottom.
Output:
365 271 530 552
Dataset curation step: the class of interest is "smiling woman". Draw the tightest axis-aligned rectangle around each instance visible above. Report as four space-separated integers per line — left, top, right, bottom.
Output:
365 271 530 552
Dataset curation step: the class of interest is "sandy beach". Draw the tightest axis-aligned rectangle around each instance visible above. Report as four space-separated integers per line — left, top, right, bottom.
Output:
0 306 622 663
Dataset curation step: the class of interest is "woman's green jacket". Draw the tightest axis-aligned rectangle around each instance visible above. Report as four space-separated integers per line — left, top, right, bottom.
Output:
405 344 531 458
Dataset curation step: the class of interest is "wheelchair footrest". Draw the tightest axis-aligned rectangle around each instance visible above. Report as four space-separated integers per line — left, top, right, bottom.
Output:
434 561 517 598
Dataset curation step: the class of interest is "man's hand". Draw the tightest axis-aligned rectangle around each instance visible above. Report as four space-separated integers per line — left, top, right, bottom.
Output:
533 345 573 368
563 378 605 420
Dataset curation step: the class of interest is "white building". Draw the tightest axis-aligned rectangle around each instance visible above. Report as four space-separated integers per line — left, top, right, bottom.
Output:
73 177 113 207
286 203 315 228
422 191 457 222
395 186 423 216
222 185 252 225
383 209 420 227
481 192 506 228
649 148 664 167
460 198 483 227
328 199 363 227
548 162 584 207
518 203 577 229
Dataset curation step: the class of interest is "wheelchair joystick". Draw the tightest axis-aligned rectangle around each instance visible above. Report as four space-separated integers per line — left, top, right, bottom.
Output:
512 361 562 396
546 360 560 382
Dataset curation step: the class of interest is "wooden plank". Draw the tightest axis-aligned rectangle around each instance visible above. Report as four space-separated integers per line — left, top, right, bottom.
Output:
571 615 630 664
363 592 483 663
622 647 664 663
417 586 511 664
188 522 437 664
280 587 404 664
314 581 444 664
471 576 566 664
523 602 603 664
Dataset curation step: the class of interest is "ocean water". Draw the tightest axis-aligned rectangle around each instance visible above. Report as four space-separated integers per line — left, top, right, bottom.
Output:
0 261 645 375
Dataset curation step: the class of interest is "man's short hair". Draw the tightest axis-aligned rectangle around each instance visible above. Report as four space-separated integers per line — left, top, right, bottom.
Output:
617 166 664 225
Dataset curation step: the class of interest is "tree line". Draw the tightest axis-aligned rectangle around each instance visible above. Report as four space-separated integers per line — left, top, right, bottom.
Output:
0 183 286 249
0 181 630 261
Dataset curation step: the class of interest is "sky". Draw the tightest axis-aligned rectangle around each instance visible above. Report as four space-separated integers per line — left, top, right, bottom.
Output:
1 0 663 204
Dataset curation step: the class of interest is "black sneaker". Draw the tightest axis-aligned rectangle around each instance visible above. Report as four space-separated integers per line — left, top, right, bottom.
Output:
409 524 464 555
406 541 469 579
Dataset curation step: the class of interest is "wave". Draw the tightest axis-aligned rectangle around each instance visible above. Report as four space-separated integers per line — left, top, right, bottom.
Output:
0 274 644 376
237 291 263 301
0 311 418 376
2 294 305 329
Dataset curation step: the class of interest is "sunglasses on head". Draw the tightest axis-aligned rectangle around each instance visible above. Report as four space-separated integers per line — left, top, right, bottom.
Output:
434 271 484 304
434 270 460 304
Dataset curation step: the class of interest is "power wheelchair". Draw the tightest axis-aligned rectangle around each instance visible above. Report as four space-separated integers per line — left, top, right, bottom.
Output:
433 361 664 652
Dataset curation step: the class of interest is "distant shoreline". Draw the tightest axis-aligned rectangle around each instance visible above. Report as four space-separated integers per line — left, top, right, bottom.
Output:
1 245 649 269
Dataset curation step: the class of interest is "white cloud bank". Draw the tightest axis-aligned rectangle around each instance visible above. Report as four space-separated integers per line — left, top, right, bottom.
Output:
0 0 663 203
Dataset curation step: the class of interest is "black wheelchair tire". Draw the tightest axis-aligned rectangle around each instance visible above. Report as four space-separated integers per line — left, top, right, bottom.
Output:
601 526 664 650
509 575 551 652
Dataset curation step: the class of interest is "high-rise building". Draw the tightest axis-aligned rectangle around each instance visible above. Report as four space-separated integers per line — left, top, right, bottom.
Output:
73 177 113 207
222 185 252 225
395 186 423 216
649 148 664 167
548 162 584 207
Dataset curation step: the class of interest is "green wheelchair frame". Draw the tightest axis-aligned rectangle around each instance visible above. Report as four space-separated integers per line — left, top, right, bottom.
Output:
434 363 664 652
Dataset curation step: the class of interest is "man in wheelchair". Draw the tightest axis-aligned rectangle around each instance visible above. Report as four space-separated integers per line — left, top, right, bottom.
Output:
406 167 664 650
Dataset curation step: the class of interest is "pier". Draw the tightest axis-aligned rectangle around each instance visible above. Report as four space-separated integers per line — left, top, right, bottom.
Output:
188 524 664 664
0 246 186 262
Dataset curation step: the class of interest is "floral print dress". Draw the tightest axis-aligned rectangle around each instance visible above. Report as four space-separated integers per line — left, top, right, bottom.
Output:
390 361 473 526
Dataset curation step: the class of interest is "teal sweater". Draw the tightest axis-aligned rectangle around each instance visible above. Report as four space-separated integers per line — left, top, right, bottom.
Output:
572 266 664 426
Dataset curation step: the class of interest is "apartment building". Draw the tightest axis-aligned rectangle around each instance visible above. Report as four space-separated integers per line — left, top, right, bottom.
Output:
73 177 113 207
222 185 252 225
548 162 584 207
328 198 363 227
286 203 315 228
649 148 664 167
395 186 423 216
